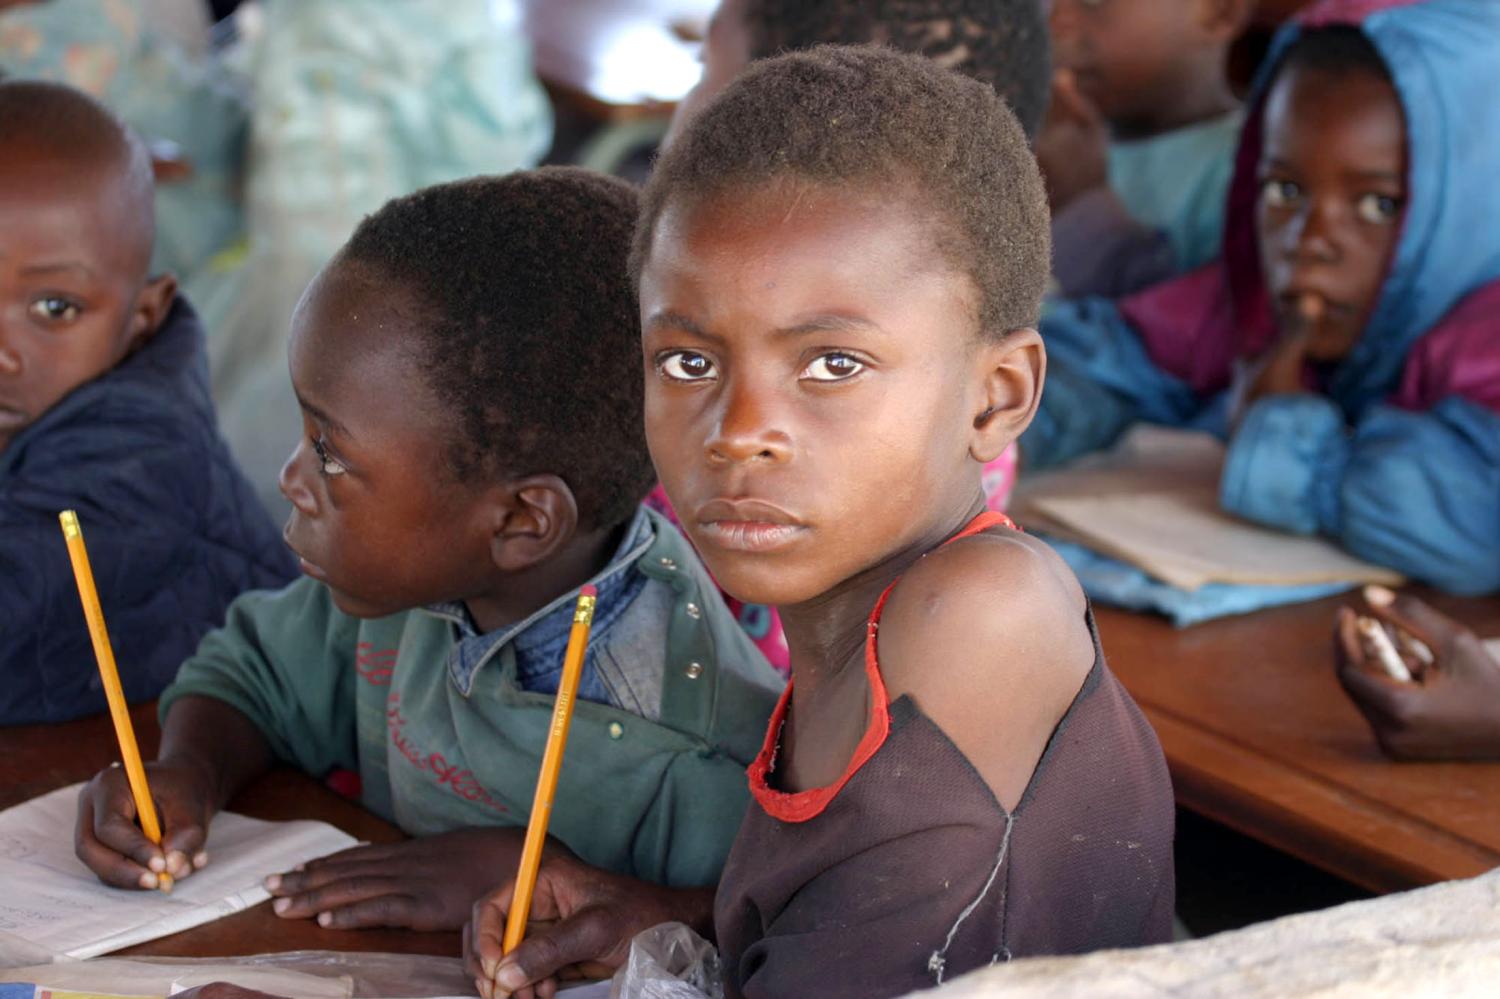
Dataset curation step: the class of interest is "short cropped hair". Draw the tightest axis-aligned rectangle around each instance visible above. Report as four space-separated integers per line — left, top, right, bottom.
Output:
744 0 1051 139
0 79 155 261
634 45 1050 339
344 168 654 530
1275 23 1391 83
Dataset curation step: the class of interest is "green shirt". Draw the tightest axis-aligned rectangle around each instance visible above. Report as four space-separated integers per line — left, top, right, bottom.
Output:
161 508 783 888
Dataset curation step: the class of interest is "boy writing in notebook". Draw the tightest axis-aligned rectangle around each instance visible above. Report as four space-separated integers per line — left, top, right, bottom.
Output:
1040 0 1252 297
1024 0 1500 595
74 168 783 931
471 47 1174 999
0 80 293 725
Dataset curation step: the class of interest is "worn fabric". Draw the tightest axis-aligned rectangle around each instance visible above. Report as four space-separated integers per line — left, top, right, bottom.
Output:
715 514 1175 997
0 297 295 724
1023 0 1500 595
160 506 784 888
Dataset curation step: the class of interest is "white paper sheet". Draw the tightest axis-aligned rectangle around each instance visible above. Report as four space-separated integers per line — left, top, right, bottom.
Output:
0 783 358 961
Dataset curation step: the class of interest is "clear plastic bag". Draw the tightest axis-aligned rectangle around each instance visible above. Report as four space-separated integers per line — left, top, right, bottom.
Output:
610 922 723 999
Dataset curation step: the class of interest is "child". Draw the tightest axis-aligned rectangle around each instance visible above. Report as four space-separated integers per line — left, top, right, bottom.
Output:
671 0 1051 145
74 169 784 932
1040 0 1252 297
0 80 292 725
470 47 1175 999
657 0 1056 674
1024 0 1500 596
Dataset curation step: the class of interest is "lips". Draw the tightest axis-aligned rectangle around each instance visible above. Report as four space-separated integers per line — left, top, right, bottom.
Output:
0 404 28 429
282 523 329 581
693 498 808 554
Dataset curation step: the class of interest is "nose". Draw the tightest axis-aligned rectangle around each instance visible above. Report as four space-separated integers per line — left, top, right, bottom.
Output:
0 329 20 376
278 440 319 515
705 374 791 467
1287 199 1341 265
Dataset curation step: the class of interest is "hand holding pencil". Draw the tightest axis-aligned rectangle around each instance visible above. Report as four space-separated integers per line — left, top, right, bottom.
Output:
61 510 214 890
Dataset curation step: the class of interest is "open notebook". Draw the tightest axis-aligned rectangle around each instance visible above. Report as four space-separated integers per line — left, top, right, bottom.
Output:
1011 425 1404 591
0 783 358 962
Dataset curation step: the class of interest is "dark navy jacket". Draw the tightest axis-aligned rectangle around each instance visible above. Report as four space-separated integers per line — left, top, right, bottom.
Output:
0 297 295 724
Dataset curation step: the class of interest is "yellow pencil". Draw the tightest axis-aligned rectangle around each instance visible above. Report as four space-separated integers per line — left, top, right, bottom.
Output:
58 510 173 893
501 584 598 956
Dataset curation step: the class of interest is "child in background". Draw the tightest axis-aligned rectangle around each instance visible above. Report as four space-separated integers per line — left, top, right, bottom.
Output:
470 47 1174 999
0 80 292 725
1040 0 1252 297
74 169 783 932
0 0 248 284
656 0 1055 673
1023 0 1500 596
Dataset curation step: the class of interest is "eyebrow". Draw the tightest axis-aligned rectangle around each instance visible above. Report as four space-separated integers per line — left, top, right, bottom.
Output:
645 309 883 342
1263 157 1403 184
20 261 97 279
295 394 355 442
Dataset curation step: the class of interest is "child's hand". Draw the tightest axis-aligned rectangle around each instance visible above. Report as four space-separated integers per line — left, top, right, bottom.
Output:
264 826 531 931
1034 69 1109 214
74 758 215 890
1335 586 1500 761
465 851 714 999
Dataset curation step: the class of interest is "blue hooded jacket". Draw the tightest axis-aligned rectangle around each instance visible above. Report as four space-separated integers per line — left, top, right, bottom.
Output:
1 297 296 724
1022 0 1500 595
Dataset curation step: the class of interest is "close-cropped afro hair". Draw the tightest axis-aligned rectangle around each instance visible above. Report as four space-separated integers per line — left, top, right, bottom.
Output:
633 45 1050 340
743 0 1051 140
343 167 654 531
1272 23 1391 85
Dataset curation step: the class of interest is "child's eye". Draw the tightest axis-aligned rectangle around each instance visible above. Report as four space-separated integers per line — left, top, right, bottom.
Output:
28 296 82 323
1259 178 1302 210
311 436 347 477
1355 192 1403 224
799 352 865 382
658 350 717 382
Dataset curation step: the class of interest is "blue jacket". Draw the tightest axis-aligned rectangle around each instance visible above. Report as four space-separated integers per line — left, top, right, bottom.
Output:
1023 0 1500 595
0 297 296 724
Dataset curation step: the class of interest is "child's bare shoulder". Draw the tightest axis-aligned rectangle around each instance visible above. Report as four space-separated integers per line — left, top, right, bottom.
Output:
877 527 1095 809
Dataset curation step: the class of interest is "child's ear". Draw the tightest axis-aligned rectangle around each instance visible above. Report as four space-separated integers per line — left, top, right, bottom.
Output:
489 474 580 574
968 328 1045 464
1195 0 1253 40
125 272 178 352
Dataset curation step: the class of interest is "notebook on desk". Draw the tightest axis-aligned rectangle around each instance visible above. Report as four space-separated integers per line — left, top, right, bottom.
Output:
1012 425 1404 591
0 783 358 963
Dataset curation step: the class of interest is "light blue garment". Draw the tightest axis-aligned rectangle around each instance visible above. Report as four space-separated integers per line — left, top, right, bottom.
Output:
201 0 554 519
1107 110 1241 274
0 0 247 282
1024 0 1500 595
1042 537 1350 628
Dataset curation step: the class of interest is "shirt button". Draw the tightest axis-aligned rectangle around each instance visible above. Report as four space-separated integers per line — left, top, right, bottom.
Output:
684 662 704 680
685 602 702 619
659 557 677 570
608 721 624 740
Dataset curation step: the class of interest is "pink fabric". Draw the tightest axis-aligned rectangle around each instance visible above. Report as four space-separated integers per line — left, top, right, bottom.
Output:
980 443 1020 512
1297 0 1427 27
1390 280 1500 414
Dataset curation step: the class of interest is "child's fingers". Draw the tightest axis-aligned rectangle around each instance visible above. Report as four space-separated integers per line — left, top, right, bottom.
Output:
1336 656 1413 730
158 798 209 881
266 873 407 923
1334 607 1366 672
472 882 520 982
74 772 164 888
307 892 436 931
1365 586 1469 664
490 909 622 999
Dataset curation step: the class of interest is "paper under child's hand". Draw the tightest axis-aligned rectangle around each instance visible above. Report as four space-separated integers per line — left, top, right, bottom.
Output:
1335 586 1500 761
75 758 215 890
264 826 531 931
1034 69 1109 214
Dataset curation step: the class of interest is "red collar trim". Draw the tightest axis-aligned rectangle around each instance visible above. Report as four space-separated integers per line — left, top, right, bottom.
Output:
747 511 1017 822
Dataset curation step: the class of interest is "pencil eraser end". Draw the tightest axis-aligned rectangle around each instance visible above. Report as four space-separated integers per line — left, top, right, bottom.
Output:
580 584 598 598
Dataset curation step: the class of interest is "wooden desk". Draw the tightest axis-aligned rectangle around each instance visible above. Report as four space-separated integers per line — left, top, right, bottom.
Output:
0 705 459 959
520 0 715 122
1097 593 1500 894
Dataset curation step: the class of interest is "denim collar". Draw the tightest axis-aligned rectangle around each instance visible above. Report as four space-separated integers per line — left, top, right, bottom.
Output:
424 506 656 696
